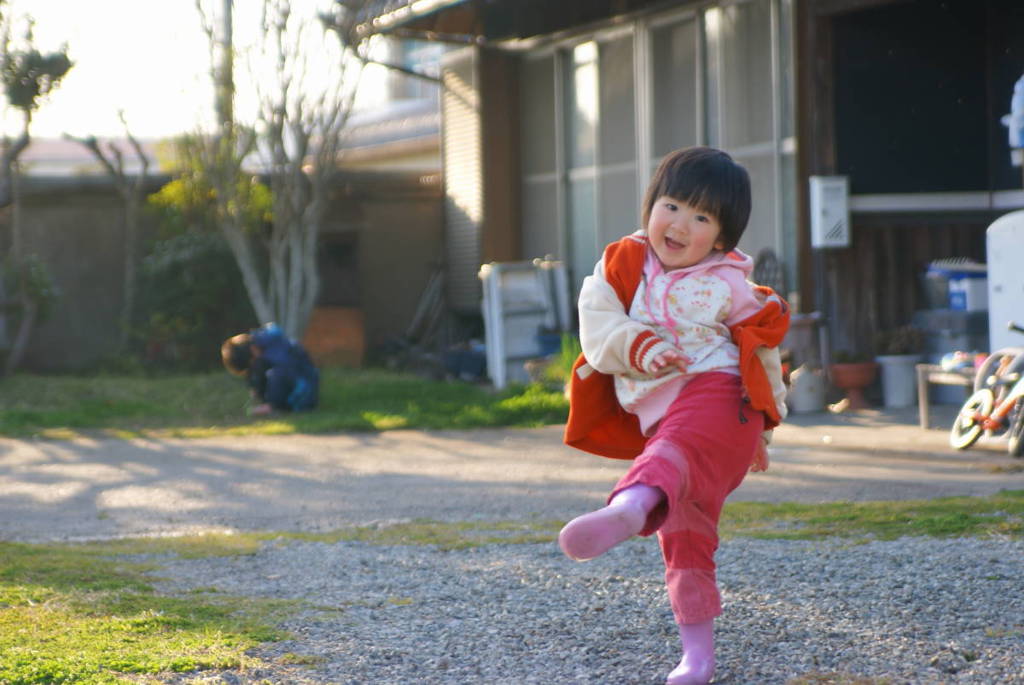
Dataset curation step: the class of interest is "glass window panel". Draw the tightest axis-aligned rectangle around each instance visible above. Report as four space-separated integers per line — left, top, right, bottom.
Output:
568 176 598 293
732 153 777 261
599 167 639 245
598 35 636 165
703 7 721 147
718 0 773 147
520 56 557 175
779 151 798 295
522 179 559 260
779 0 795 139
651 17 699 157
567 42 598 168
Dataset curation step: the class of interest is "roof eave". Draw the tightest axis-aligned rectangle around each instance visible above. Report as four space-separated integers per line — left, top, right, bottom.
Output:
357 0 471 39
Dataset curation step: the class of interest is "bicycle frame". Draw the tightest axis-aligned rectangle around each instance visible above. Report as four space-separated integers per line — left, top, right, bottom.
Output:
976 374 1024 432
950 322 1024 456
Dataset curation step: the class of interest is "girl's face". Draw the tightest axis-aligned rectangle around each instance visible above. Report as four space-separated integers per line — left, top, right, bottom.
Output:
646 195 725 271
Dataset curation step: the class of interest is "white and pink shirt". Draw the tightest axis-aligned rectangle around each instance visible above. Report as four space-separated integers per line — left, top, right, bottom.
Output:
578 231 784 435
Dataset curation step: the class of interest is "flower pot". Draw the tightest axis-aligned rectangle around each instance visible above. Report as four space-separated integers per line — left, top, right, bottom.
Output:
876 354 922 408
829 361 879 410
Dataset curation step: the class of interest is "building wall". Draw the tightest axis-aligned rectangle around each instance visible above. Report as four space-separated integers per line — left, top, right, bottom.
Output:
440 48 484 314
8 180 161 371
438 46 524 319
832 0 1024 194
797 0 1024 357
3 173 443 372
514 0 798 297
351 175 445 349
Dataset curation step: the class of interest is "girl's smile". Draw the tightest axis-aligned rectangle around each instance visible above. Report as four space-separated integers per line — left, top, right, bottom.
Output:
647 196 725 270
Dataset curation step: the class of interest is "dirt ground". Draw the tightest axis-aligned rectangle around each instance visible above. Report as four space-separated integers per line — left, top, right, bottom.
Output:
2 403 1022 543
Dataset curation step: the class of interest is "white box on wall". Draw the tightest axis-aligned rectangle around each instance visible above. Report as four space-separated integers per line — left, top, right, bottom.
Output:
809 176 851 249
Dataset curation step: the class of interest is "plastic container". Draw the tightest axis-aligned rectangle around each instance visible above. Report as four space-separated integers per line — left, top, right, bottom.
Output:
948 272 988 311
922 259 987 311
922 267 951 309
876 354 921 408
787 364 826 413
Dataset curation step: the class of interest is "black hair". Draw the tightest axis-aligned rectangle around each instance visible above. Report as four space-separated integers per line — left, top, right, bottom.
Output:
221 333 253 376
641 146 752 252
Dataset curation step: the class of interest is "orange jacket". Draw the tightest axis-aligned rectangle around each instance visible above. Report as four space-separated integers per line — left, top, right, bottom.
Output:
563 235 790 461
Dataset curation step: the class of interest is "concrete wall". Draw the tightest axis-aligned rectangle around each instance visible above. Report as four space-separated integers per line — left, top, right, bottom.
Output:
2 172 444 372
358 180 445 349
319 171 445 353
5 178 163 371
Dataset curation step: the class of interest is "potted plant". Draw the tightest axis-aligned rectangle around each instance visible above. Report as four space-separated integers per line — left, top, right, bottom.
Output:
873 325 925 409
829 350 879 410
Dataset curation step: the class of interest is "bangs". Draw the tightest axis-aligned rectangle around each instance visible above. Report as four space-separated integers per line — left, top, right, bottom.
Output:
658 152 742 220
663 176 726 221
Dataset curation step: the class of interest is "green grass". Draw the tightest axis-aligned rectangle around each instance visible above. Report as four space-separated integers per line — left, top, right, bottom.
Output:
0 539 294 685
0 522 565 684
721 489 1024 540
0 368 569 438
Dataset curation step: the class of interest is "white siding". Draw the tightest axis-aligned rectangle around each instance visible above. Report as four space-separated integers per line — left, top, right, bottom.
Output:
441 49 483 313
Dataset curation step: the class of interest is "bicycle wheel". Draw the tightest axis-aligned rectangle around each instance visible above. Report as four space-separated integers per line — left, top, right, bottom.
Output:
973 348 1024 392
950 389 994 450
1008 405 1024 458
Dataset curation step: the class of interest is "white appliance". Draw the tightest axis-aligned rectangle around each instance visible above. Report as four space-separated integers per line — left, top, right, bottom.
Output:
986 209 1024 352
479 259 571 389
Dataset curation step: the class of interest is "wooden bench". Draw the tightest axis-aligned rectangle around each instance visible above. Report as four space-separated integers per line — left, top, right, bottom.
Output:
915 363 975 429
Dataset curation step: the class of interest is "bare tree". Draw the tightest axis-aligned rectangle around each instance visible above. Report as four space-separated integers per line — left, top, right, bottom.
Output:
254 0 365 337
192 0 274 327
65 112 151 351
191 0 367 339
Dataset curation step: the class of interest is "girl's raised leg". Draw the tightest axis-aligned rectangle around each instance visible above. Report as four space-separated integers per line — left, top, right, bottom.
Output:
558 483 664 561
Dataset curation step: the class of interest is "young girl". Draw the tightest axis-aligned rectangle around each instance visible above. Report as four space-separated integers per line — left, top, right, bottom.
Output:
559 146 789 685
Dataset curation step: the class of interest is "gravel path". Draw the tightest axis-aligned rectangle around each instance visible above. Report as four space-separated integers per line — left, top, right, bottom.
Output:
148 534 1024 684
4 407 1023 682
4 412 1024 544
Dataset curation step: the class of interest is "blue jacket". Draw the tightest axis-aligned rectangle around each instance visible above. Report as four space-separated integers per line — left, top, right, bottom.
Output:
249 323 319 411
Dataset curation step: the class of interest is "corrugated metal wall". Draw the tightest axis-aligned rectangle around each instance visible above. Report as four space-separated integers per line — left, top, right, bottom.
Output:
441 48 483 313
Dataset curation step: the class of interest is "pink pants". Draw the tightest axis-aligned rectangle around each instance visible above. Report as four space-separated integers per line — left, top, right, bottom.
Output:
610 372 763 624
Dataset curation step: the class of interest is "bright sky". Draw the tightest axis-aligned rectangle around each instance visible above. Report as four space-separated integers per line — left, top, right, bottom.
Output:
5 0 384 140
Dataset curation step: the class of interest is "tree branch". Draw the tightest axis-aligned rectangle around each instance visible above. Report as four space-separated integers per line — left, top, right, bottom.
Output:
0 130 29 208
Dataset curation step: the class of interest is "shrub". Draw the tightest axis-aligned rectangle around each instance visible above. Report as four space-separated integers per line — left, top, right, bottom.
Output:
543 333 582 385
134 231 256 370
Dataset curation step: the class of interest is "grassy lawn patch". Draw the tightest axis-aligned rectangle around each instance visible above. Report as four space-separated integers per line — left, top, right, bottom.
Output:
292 518 566 550
0 522 566 684
0 540 294 685
721 489 1024 540
0 368 568 438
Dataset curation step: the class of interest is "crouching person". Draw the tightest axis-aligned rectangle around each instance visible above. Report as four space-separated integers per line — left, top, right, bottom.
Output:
221 322 320 416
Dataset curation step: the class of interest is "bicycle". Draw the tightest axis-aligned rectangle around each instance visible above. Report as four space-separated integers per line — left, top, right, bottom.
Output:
949 322 1024 457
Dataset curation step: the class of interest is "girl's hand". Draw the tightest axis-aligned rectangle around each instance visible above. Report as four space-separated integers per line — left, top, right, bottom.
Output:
648 348 690 375
750 432 772 472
